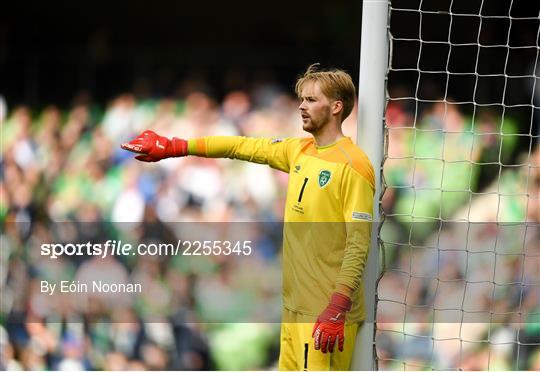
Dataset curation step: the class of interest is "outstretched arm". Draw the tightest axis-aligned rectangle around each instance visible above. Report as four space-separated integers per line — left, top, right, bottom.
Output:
121 130 294 172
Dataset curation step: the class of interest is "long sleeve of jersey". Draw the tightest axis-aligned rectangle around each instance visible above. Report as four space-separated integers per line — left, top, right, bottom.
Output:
187 136 296 173
336 166 374 293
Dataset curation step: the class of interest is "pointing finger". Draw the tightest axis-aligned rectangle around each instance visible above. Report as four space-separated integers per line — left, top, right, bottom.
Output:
121 142 148 154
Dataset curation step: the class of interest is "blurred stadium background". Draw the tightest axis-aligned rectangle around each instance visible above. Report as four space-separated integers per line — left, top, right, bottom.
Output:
1 0 539 370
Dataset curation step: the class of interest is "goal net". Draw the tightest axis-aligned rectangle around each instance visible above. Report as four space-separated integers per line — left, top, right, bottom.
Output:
376 0 540 370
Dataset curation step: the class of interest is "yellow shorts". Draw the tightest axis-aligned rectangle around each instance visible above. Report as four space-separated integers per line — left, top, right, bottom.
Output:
278 309 359 371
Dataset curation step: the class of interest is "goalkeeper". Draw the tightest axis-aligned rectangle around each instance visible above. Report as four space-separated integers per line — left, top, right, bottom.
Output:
121 64 374 371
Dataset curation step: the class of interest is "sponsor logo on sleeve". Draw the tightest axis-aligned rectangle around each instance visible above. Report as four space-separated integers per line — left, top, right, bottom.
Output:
352 211 372 221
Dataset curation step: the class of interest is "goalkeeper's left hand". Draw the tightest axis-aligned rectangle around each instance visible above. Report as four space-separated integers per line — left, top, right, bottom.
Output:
312 292 352 353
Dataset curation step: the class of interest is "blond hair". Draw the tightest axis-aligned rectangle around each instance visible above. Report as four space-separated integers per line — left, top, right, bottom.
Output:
295 63 356 122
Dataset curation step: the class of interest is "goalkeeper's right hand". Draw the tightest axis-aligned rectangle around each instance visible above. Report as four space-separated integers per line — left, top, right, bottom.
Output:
121 130 188 162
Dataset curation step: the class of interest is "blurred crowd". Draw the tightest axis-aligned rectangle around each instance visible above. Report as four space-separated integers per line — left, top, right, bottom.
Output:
1 82 539 370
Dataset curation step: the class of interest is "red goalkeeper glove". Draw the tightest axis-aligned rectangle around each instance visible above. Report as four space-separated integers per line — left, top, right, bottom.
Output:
312 292 352 353
121 130 188 162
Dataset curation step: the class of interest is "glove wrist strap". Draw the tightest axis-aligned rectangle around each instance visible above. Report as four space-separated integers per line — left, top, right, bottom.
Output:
330 292 352 312
170 137 188 157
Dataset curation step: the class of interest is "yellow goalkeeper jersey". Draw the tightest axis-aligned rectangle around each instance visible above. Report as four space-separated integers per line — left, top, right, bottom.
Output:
188 136 375 323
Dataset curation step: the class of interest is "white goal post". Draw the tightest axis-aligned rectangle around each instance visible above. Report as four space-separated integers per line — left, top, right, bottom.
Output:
354 0 389 370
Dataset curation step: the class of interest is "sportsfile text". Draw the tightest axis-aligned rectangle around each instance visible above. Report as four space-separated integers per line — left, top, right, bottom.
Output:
40 240 253 259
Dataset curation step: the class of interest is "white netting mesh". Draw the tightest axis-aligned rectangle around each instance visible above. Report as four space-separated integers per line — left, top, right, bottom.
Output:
377 0 539 370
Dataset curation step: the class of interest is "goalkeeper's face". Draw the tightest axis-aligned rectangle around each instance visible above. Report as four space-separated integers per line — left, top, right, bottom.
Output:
298 82 334 134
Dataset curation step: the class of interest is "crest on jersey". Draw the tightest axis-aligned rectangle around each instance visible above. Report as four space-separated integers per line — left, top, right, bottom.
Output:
318 170 332 188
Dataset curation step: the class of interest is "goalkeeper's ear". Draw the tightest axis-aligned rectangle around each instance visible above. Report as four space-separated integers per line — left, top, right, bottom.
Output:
332 100 344 117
